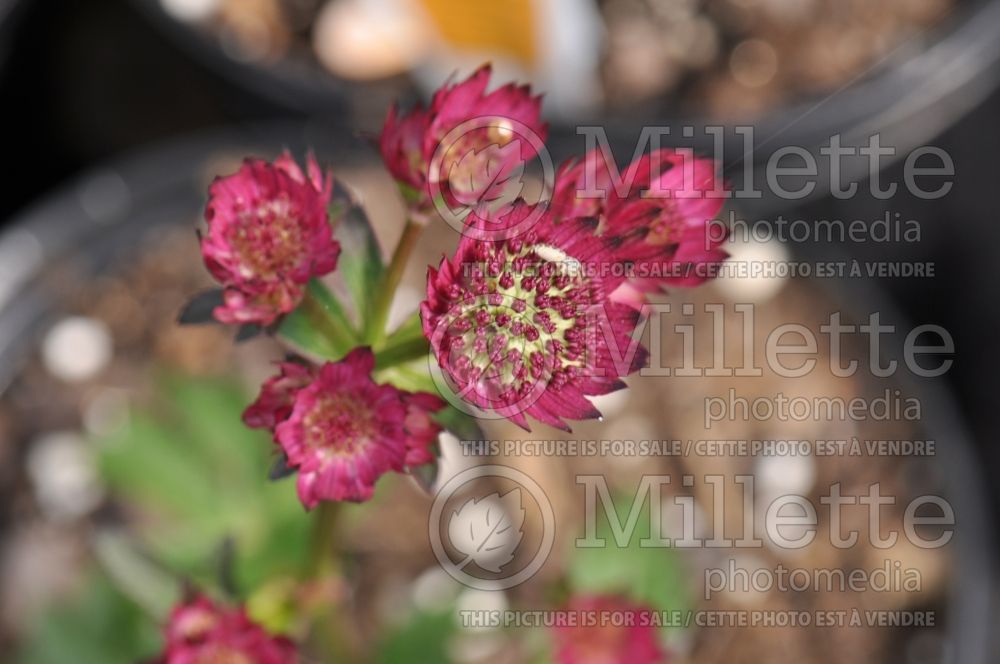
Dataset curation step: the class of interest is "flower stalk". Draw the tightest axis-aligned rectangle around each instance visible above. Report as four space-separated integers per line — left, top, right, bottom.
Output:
365 216 426 345
307 501 341 579
299 282 358 353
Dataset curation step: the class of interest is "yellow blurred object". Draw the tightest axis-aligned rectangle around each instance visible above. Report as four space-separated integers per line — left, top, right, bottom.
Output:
417 0 539 67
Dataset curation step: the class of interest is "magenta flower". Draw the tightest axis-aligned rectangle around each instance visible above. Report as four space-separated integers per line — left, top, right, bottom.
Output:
420 202 655 431
156 594 298 664
401 391 447 466
246 348 445 507
200 152 341 326
553 148 728 297
552 595 666 664
379 64 547 211
242 361 315 431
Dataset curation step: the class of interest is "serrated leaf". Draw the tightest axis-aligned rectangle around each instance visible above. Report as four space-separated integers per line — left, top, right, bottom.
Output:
448 490 524 573
334 198 385 326
177 289 224 325
235 323 263 342
268 453 295 481
96 375 312 593
91 529 180 617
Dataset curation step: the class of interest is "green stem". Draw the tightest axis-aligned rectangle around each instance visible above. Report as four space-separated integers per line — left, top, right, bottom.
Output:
306 501 341 579
365 217 425 346
304 502 358 661
375 334 431 370
301 284 357 353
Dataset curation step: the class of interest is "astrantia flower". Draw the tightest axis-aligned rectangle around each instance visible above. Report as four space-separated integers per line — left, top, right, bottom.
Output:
421 202 655 431
553 148 727 298
242 361 315 431
552 595 666 664
247 348 444 507
379 64 547 212
156 594 298 664
201 152 341 326
401 391 447 466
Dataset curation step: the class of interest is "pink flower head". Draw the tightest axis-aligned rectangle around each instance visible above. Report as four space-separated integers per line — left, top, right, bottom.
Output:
401 391 447 466
256 348 444 507
200 152 341 326
243 361 316 431
551 148 618 222
552 595 666 664
156 594 298 664
553 148 728 297
379 65 547 211
420 201 655 431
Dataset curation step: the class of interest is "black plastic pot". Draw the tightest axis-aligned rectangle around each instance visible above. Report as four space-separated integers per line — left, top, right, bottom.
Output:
0 125 993 661
0 0 27 74
128 0 1000 175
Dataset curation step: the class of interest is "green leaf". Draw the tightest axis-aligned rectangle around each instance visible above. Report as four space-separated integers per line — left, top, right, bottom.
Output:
96 375 311 594
15 571 161 664
334 199 385 327
374 335 430 370
91 529 180 618
567 494 688 630
277 280 357 361
375 608 456 664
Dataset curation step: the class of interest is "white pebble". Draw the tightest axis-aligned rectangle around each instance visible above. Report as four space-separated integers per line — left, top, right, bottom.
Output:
716 237 790 302
159 0 219 22
27 431 104 521
455 587 507 631
755 452 816 499
412 566 461 611
313 0 429 80
42 316 113 382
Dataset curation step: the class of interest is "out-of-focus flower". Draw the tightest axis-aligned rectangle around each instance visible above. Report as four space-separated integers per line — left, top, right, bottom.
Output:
156 594 298 664
552 148 617 222
421 201 657 431
553 148 728 297
401 391 447 466
379 65 547 212
201 152 341 326
380 101 432 196
247 348 444 507
551 594 666 664
242 361 316 431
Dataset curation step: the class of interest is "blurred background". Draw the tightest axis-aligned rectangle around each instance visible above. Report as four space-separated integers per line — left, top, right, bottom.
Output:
0 0 998 661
